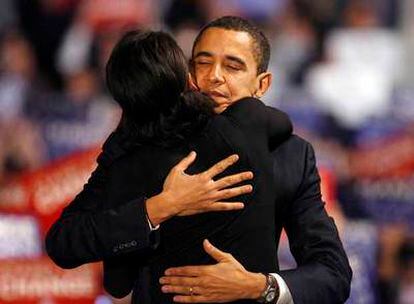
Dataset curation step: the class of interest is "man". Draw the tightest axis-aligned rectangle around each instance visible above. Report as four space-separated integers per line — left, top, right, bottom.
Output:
158 16 352 304
46 16 351 304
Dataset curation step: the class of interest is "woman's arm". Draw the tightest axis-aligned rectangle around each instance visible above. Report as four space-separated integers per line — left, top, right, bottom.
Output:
46 151 254 269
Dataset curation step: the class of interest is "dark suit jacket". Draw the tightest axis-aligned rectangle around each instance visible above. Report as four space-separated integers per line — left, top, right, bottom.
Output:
46 98 352 303
103 98 292 303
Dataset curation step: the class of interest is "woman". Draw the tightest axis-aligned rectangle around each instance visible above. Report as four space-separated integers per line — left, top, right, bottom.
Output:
49 30 292 303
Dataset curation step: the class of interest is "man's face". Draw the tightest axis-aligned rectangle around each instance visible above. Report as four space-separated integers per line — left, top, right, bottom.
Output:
191 28 270 113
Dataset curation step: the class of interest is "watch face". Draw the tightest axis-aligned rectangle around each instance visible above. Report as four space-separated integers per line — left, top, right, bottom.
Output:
265 290 276 302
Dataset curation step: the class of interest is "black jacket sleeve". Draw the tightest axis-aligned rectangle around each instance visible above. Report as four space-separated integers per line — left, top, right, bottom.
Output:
274 136 352 303
221 97 293 148
45 134 159 269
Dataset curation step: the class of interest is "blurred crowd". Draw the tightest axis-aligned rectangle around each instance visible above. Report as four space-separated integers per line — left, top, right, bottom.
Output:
0 0 413 303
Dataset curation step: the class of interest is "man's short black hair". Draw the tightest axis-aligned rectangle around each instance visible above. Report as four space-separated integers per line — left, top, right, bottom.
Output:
192 16 270 74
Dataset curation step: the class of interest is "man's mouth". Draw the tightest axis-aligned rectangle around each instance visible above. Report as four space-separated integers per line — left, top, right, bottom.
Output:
207 91 229 99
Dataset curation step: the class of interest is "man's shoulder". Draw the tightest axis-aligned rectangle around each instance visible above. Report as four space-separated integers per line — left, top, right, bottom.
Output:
271 134 316 203
272 134 313 161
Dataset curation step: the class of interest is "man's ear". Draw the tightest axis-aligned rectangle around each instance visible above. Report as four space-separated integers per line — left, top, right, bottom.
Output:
187 73 199 91
254 72 272 98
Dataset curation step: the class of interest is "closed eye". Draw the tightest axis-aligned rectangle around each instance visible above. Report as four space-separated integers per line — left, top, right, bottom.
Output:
195 61 211 65
227 65 241 71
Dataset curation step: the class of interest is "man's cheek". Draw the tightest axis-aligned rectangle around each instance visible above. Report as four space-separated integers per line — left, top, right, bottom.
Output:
194 72 208 87
227 81 248 97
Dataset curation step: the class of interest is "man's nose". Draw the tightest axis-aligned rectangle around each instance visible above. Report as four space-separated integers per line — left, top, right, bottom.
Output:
208 63 225 84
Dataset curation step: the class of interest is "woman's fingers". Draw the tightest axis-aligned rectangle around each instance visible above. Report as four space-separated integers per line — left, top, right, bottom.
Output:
215 185 253 200
206 202 244 211
214 171 253 190
174 151 197 172
203 154 239 179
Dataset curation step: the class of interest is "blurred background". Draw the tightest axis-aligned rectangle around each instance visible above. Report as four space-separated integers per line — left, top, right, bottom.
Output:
0 0 413 303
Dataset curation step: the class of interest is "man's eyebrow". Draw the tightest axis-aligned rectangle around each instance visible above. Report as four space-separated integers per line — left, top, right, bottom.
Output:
194 51 213 58
225 55 246 67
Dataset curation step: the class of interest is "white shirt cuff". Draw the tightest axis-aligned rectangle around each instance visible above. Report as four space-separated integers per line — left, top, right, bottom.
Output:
270 273 294 304
146 215 160 231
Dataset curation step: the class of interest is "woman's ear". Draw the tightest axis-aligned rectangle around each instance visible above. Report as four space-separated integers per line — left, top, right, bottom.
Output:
254 72 272 98
188 73 199 91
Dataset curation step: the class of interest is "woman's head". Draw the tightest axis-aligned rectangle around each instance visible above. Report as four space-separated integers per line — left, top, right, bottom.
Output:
106 30 188 123
106 30 214 146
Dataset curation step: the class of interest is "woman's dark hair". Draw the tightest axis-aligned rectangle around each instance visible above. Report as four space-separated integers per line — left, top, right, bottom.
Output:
106 30 215 147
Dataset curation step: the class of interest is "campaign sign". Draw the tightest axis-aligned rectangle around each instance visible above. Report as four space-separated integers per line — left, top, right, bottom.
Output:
0 214 41 259
350 128 414 227
0 257 101 304
0 147 100 237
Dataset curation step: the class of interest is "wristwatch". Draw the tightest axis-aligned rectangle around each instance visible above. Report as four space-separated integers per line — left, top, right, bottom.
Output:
257 273 280 303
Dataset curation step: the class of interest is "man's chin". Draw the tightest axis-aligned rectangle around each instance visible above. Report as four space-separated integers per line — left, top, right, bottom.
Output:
214 104 229 114
207 95 235 113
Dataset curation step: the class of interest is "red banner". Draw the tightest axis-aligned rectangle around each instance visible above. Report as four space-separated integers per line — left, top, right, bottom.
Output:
0 257 101 304
350 132 414 178
0 148 108 302
0 147 101 237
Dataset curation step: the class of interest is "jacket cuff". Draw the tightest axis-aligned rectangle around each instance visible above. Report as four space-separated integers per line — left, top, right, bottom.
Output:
101 197 160 257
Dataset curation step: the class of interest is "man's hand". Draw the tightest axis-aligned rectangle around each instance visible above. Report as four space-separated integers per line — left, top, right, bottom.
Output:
159 239 266 303
146 152 253 226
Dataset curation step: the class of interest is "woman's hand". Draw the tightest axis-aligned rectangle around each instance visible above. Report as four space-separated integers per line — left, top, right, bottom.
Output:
146 151 253 226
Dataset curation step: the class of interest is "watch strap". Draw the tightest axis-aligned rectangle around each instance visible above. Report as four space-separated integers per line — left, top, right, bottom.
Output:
257 273 279 303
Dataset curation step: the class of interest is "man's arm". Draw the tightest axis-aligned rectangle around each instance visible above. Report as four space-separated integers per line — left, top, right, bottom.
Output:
276 138 352 303
222 97 293 149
